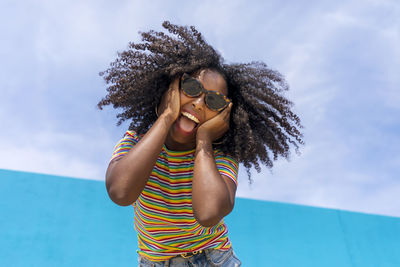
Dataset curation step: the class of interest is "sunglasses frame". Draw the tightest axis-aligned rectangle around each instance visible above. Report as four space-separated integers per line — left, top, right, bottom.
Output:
180 73 231 112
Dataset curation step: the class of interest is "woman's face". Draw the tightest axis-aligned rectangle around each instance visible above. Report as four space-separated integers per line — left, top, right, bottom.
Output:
165 69 229 151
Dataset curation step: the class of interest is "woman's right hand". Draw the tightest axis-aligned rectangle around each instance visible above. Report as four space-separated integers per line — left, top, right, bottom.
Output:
157 77 181 123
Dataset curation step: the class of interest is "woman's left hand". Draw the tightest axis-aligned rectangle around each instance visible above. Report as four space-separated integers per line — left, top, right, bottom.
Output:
196 103 233 143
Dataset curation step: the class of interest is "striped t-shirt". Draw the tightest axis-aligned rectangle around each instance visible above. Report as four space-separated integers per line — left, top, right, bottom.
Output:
111 130 239 261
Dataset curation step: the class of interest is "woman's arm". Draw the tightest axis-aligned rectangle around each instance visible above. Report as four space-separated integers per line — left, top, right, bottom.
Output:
105 81 180 206
192 103 237 227
192 136 237 227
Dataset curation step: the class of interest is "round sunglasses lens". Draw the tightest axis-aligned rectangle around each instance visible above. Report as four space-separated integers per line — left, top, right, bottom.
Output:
182 79 202 97
205 93 227 111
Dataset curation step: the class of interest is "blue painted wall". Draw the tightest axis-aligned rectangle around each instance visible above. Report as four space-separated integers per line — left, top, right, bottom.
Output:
1 169 399 266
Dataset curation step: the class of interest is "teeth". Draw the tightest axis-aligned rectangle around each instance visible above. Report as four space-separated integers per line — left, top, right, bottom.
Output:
182 112 200 123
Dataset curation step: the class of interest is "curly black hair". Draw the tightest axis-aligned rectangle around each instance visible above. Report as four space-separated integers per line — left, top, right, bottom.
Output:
98 21 304 181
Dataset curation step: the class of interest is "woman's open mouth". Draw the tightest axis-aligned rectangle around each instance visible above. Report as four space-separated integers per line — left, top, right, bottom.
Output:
176 111 199 135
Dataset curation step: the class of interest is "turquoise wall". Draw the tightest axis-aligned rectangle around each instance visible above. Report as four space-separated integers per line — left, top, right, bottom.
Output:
1 169 399 266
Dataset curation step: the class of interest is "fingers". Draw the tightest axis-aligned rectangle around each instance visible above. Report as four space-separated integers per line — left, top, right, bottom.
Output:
169 76 180 91
168 77 180 102
197 103 232 142
157 77 181 120
168 77 181 119
212 103 232 127
220 102 232 123
223 102 233 114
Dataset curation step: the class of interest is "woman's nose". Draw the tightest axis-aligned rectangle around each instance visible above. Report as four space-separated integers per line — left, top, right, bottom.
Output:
191 94 206 110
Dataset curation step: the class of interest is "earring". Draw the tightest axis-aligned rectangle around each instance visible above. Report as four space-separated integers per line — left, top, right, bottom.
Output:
212 140 223 145
155 106 159 117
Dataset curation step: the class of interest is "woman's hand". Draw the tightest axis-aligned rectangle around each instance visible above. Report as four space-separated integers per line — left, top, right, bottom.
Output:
158 77 181 122
196 103 233 143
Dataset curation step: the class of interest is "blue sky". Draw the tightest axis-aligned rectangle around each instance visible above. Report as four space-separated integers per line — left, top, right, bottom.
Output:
1 0 399 217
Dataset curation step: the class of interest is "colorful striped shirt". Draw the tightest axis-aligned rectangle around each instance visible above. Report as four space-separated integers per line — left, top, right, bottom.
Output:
111 130 239 261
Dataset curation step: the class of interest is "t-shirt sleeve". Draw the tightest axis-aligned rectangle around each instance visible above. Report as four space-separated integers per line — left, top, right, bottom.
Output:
214 152 239 186
110 130 140 162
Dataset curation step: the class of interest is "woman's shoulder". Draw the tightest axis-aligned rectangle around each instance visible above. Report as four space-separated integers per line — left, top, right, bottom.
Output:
213 149 239 167
124 130 142 141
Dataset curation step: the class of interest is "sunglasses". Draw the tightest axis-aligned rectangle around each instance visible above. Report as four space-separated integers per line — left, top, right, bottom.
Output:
180 73 231 112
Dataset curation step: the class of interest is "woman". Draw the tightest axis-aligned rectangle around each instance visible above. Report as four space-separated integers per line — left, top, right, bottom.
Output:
99 21 303 266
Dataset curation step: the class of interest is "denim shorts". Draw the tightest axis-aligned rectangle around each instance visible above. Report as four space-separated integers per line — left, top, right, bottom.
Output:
138 247 242 267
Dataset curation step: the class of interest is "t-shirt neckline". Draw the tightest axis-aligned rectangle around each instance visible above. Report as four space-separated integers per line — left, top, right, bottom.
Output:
162 144 196 156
